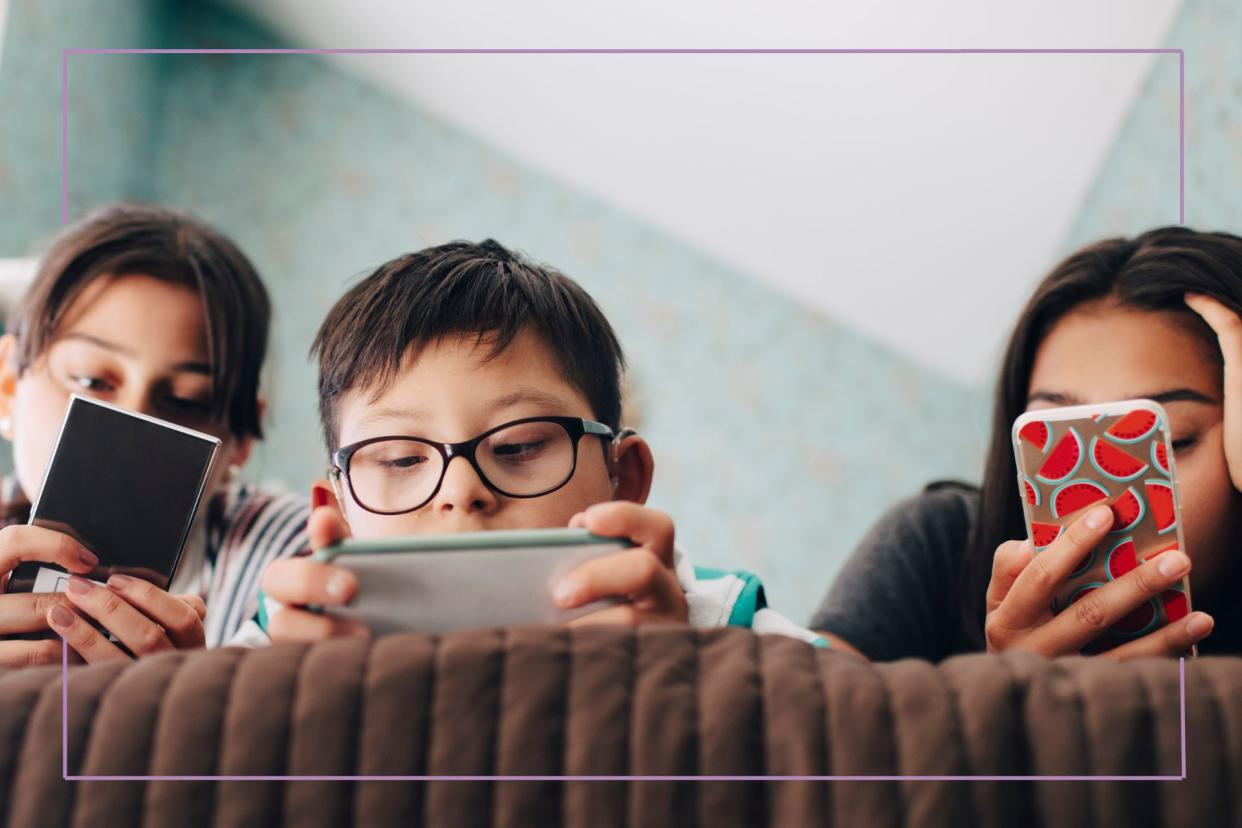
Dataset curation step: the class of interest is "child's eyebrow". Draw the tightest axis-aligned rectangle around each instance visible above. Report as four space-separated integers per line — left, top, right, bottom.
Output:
355 391 573 432
59 332 212 375
488 389 574 413
1026 388 1218 406
356 406 428 429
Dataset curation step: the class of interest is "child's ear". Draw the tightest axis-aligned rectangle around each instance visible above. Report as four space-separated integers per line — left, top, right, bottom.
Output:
0 335 20 442
610 432 654 504
312 477 349 525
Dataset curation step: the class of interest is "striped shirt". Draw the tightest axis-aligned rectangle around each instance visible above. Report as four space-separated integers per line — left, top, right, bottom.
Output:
0 477 310 647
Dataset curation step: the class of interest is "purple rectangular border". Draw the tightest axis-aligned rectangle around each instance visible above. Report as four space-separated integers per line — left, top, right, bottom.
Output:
59 47 1188 782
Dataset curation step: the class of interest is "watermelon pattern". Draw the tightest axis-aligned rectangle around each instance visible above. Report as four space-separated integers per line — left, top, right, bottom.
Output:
1015 403 1191 652
1151 441 1171 477
1036 427 1084 484
1105 537 1137 580
1050 478 1109 519
1108 486 1145 534
1146 479 1177 534
1018 420 1052 453
1023 476 1041 507
1104 409 1159 444
1112 598 1159 636
1089 436 1148 482
1031 521 1063 549
1162 588 1189 624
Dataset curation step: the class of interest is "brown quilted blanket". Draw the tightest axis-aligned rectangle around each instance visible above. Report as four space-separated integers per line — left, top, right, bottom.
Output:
0 626 1238 827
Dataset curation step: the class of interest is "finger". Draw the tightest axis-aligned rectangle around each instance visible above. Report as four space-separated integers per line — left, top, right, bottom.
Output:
308 503 351 554
1001 505 1113 627
571 503 675 566
266 606 370 643
61 576 174 657
0 639 64 668
1185 292 1242 489
261 557 357 607
176 594 208 620
553 548 683 613
0 591 74 635
986 540 1032 614
105 575 205 649
0 525 99 575
1104 611 1214 660
566 603 688 627
566 604 640 627
1027 550 1194 654
46 604 129 663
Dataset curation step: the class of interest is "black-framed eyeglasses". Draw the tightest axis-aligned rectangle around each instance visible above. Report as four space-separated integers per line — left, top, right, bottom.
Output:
331 416 617 516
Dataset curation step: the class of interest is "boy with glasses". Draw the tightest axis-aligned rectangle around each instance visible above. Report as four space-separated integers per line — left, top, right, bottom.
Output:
251 240 822 645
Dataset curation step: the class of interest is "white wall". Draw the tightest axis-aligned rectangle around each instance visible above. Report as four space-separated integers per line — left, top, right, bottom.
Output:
0 258 34 319
0 0 10 72
216 0 1184 387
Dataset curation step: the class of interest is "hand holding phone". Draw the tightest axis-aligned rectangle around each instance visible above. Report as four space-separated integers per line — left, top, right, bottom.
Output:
0 524 99 667
2 395 219 664
262 493 687 640
986 399 1215 658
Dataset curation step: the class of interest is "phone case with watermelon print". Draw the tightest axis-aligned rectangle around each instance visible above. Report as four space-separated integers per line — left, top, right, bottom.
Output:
1012 399 1191 654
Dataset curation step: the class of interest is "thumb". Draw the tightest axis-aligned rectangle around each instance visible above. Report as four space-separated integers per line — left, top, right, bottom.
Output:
309 504 351 553
308 480 351 553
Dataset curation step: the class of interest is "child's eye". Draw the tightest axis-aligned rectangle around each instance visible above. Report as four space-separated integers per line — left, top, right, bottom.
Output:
1171 437 1196 452
380 455 427 471
71 375 114 393
166 396 214 416
493 440 546 461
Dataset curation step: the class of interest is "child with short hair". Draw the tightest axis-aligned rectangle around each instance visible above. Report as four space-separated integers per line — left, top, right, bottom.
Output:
255 239 823 645
0 203 308 666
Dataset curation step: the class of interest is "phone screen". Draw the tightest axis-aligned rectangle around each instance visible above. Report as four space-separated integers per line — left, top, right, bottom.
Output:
5 395 220 594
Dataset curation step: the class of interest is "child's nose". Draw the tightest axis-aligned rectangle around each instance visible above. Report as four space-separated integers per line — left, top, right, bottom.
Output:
115 387 158 419
434 456 497 514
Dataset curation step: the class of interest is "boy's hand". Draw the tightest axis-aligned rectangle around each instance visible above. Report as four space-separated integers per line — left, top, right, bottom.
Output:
553 502 689 625
261 487 369 643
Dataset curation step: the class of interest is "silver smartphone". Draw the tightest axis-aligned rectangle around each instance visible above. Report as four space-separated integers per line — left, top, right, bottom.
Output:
311 528 632 635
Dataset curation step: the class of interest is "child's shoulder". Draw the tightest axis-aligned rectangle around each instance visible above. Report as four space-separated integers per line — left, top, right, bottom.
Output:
208 482 310 556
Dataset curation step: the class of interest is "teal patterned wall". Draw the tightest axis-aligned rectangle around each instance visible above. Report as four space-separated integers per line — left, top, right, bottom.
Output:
1065 0 1240 246
0 0 168 253
1 0 986 623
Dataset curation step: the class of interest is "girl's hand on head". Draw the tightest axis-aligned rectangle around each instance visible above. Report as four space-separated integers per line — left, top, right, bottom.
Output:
553 502 689 626
261 493 369 643
984 504 1214 658
0 525 99 668
1185 293 1242 491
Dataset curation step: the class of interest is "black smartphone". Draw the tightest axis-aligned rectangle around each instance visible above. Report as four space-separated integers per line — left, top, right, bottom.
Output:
4 394 221 596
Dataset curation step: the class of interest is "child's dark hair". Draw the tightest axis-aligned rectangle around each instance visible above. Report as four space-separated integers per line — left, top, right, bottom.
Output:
962 226 1242 647
311 240 626 452
10 203 270 439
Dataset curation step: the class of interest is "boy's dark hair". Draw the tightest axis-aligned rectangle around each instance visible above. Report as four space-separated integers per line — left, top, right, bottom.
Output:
312 239 625 452
10 203 270 439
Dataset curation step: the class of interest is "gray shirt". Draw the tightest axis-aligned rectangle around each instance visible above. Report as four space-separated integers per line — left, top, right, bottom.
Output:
810 484 982 662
